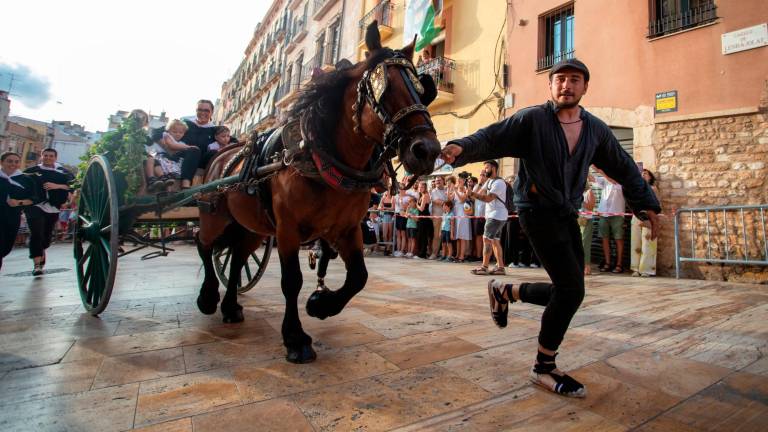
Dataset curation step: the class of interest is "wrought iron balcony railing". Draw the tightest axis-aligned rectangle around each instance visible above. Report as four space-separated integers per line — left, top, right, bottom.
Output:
648 1 717 38
536 49 574 72
359 0 394 34
416 56 456 93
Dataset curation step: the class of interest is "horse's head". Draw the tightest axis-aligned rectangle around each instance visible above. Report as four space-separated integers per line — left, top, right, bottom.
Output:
353 21 441 178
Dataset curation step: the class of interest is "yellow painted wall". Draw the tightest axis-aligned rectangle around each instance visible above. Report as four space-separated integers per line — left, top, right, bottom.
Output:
360 0 509 178
431 0 507 177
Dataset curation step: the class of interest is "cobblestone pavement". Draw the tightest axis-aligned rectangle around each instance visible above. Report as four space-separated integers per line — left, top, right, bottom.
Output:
0 243 766 431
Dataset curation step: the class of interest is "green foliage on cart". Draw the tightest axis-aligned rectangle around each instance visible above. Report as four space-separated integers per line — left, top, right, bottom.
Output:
77 116 149 202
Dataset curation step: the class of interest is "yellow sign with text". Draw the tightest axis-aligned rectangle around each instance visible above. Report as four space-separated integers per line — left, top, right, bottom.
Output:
655 90 678 114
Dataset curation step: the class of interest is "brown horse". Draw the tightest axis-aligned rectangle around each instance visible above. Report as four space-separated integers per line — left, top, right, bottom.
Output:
195 23 441 363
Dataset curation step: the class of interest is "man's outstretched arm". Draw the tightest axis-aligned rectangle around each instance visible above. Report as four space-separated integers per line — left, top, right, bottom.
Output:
441 111 532 167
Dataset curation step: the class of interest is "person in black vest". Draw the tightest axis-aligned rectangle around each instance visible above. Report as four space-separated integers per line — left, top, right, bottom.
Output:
24 148 74 275
1 152 40 271
181 99 216 169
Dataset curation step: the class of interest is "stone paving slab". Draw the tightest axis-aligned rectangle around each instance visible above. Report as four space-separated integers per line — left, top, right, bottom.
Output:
1 243 767 430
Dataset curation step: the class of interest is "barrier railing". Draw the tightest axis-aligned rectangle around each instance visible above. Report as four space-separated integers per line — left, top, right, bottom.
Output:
674 204 768 278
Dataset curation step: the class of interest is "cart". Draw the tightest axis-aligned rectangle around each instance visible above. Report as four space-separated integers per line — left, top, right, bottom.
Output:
73 155 273 315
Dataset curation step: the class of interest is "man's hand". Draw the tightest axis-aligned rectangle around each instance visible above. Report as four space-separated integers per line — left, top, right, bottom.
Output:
440 144 463 165
43 182 65 191
644 210 661 240
7 199 21 207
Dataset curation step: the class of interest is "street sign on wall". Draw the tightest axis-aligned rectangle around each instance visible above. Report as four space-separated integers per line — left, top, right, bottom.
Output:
655 90 678 114
721 23 768 55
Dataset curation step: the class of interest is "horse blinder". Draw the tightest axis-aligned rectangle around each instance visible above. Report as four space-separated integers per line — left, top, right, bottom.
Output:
418 73 437 106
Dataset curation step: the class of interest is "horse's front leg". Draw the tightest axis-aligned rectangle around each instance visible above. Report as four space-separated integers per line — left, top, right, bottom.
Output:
306 227 367 320
277 228 316 363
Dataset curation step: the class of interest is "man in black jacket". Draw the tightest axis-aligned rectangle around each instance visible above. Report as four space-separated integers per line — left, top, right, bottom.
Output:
24 148 74 275
440 58 661 398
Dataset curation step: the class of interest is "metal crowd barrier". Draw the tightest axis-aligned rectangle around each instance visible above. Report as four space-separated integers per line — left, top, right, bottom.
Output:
674 204 768 278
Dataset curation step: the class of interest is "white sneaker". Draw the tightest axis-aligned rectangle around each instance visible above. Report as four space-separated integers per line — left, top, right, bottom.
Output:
529 263 540 268
393 251 403 257
405 253 413 258
412 255 422 260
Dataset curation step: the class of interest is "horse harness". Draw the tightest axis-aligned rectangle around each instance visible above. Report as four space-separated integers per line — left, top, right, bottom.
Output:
198 51 435 218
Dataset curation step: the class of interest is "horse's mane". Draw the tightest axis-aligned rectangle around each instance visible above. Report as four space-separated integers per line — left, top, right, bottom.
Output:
288 48 396 152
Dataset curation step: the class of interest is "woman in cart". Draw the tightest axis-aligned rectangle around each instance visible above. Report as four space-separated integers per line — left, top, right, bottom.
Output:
0 152 40 271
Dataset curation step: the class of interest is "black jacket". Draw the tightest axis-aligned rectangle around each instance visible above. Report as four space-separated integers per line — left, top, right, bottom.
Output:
0 173 41 218
449 101 661 217
23 165 74 209
182 119 216 154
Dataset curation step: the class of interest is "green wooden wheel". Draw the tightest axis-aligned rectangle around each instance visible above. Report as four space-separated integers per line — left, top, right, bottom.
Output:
74 155 120 315
214 237 273 294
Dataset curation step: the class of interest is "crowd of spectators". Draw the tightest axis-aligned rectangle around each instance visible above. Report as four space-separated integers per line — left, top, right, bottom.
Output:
365 165 660 276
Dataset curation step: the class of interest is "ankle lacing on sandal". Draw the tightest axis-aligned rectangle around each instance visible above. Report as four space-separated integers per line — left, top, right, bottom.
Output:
531 351 586 398
487 280 513 328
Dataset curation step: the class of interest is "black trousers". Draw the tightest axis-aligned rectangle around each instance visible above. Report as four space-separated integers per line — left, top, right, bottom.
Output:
27 207 59 259
200 150 219 170
518 208 585 351
0 208 21 269
416 212 433 258
166 147 201 181
503 218 539 266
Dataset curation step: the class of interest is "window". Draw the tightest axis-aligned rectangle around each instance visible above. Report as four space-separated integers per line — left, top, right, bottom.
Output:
295 54 304 84
315 32 325 68
537 3 574 71
648 0 717 38
328 19 341 65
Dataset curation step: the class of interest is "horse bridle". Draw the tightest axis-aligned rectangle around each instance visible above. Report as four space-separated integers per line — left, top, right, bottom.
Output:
297 51 435 193
353 52 436 167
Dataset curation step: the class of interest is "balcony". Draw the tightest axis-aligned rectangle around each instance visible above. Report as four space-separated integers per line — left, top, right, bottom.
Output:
313 0 339 21
417 56 456 108
536 49 574 72
358 0 395 48
286 19 307 54
275 81 301 108
322 43 339 71
648 1 717 38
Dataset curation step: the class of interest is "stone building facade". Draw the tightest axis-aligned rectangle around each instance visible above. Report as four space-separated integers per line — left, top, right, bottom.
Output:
504 0 767 281
216 0 363 137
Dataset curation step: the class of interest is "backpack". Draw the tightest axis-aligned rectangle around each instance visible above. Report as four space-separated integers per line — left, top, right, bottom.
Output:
490 179 515 215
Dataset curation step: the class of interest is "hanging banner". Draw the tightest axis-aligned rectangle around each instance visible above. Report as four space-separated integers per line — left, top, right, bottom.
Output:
404 0 440 50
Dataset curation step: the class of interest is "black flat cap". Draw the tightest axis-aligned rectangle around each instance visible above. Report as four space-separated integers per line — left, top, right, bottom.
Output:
549 58 590 82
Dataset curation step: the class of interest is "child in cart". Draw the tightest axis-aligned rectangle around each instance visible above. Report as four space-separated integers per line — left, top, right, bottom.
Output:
146 119 191 192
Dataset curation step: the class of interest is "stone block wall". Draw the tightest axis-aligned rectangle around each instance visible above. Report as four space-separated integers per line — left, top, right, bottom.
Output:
654 107 768 283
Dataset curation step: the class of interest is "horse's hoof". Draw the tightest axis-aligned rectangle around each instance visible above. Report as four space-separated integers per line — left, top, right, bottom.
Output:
306 288 333 320
222 308 244 323
196 293 220 315
286 344 317 364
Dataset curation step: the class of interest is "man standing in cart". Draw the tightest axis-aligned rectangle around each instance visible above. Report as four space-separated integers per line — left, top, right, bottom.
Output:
439 58 661 398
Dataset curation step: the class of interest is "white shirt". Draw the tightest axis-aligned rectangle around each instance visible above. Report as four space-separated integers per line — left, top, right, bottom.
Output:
473 183 486 217
484 178 508 221
595 177 625 214
430 187 447 216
